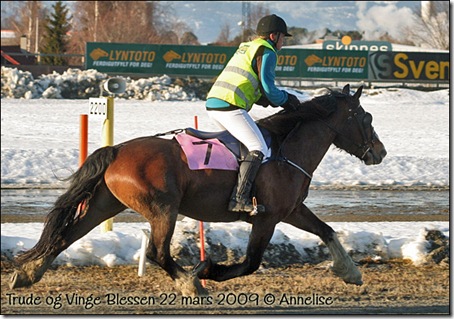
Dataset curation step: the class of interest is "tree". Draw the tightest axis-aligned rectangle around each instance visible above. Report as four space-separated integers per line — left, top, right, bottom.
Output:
403 1 449 50
68 1 192 53
40 1 71 65
212 2 270 47
180 32 200 45
1 1 48 53
215 22 232 45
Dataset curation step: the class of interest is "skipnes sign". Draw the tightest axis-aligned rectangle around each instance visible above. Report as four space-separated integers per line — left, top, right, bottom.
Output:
323 36 391 52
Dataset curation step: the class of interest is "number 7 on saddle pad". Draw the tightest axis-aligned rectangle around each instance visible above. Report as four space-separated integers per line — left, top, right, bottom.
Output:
175 133 239 171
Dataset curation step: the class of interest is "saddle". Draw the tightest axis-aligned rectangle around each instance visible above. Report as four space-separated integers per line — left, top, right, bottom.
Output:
170 126 272 171
184 127 272 161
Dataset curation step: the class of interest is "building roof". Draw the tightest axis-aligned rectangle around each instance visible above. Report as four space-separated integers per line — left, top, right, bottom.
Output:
1 45 36 65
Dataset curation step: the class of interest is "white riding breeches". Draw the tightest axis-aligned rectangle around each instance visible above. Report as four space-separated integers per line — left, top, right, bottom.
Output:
207 108 271 160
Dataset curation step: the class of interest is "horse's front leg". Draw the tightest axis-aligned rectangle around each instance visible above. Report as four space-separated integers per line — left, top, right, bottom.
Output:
196 220 276 282
283 203 363 285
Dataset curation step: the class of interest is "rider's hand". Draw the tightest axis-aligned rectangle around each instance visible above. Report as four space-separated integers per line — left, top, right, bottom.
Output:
282 93 300 111
255 95 270 107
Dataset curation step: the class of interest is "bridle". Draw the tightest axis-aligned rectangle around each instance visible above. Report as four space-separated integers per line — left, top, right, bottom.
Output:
318 102 377 160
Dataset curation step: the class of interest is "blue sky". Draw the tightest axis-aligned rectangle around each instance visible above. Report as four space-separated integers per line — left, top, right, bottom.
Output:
1 1 423 44
162 1 422 43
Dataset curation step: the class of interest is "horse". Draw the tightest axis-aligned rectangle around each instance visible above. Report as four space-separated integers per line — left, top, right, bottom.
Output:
10 84 387 296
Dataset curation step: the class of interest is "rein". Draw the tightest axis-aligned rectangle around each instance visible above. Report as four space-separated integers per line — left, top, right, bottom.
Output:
153 128 184 137
275 121 312 180
279 156 312 179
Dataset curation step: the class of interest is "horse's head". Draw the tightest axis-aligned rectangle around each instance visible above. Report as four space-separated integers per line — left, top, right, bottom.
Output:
329 84 387 165
257 85 387 165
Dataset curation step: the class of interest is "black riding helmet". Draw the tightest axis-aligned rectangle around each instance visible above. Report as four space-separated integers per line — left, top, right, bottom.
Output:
256 14 292 37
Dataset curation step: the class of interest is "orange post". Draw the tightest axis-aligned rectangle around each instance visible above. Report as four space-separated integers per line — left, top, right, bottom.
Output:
79 114 88 166
77 114 89 214
195 115 206 288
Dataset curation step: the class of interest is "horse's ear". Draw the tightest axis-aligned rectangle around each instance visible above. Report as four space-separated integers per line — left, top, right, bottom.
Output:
353 86 363 100
342 84 350 95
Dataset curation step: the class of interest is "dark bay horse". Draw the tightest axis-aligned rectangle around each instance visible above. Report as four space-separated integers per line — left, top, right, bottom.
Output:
10 84 387 295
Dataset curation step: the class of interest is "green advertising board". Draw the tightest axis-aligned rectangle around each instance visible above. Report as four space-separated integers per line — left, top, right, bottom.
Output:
86 42 235 76
86 42 448 83
368 51 450 81
274 48 301 78
298 49 369 80
86 42 308 78
86 42 236 76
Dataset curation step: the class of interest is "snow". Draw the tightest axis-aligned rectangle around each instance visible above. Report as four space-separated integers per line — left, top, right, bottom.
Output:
0 69 449 268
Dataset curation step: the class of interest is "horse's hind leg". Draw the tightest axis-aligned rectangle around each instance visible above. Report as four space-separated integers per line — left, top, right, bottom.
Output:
10 180 126 289
196 221 276 282
283 203 362 285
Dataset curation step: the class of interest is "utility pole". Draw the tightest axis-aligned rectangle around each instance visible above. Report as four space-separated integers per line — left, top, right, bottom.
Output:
242 1 251 41
94 1 98 42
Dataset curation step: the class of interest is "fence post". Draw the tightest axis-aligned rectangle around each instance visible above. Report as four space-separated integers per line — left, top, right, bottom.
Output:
100 96 114 233
194 115 207 288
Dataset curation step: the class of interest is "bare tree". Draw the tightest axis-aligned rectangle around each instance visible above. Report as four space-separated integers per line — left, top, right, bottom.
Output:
155 2 193 44
403 1 449 50
249 2 270 35
2 1 48 53
180 32 200 45
215 22 232 44
213 2 271 46
68 1 194 53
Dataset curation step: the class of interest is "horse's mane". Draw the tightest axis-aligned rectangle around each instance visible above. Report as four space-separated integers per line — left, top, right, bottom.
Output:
257 90 345 136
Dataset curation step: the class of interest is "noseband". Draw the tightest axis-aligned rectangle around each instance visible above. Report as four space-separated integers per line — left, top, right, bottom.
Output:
319 103 377 160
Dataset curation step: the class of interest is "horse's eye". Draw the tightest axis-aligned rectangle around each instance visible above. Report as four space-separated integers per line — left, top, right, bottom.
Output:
363 113 372 127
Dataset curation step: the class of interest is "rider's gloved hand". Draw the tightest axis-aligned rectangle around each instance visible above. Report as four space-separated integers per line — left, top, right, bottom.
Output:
281 93 300 111
255 95 270 107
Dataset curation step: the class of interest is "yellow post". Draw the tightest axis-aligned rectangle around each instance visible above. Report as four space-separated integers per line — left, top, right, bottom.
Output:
100 96 114 233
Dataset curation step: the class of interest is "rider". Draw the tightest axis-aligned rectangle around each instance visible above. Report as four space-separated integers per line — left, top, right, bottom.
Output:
206 14 300 214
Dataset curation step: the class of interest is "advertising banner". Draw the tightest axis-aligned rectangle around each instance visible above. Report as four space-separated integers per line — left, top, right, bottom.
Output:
86 42 235 76
298 49 368 79
86 42 448 83
368 51 450 81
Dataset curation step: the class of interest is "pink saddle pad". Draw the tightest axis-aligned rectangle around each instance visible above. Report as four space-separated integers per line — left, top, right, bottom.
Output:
175 133 239 171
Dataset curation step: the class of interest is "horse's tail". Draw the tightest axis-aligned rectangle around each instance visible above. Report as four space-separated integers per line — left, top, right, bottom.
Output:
15 145 119 265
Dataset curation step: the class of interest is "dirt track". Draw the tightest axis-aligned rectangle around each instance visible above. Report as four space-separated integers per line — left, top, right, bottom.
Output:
1 187 450 315
1 256 449 315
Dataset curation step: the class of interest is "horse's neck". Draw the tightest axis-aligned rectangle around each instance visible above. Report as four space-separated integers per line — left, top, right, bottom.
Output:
283 120 336 174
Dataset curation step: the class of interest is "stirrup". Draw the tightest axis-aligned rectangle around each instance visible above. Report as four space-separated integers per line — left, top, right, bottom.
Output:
250 197 259 216
228 196 265 216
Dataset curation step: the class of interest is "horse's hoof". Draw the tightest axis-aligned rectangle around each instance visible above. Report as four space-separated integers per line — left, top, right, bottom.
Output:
342 274 363 286
193 257 212 279
9 270 32 289
194 278 209 296
175 275 209 296
331 266 363 286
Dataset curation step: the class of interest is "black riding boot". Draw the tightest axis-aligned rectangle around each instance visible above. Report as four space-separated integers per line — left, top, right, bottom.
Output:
228 150 265 214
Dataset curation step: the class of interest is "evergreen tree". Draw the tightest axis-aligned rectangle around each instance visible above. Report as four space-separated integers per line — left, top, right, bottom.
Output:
40 1 71 65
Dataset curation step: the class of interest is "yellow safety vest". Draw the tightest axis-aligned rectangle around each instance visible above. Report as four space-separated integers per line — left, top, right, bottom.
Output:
207 38 276 111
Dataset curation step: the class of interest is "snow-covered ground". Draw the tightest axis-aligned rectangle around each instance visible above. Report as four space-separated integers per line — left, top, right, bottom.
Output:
1 68 449 267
